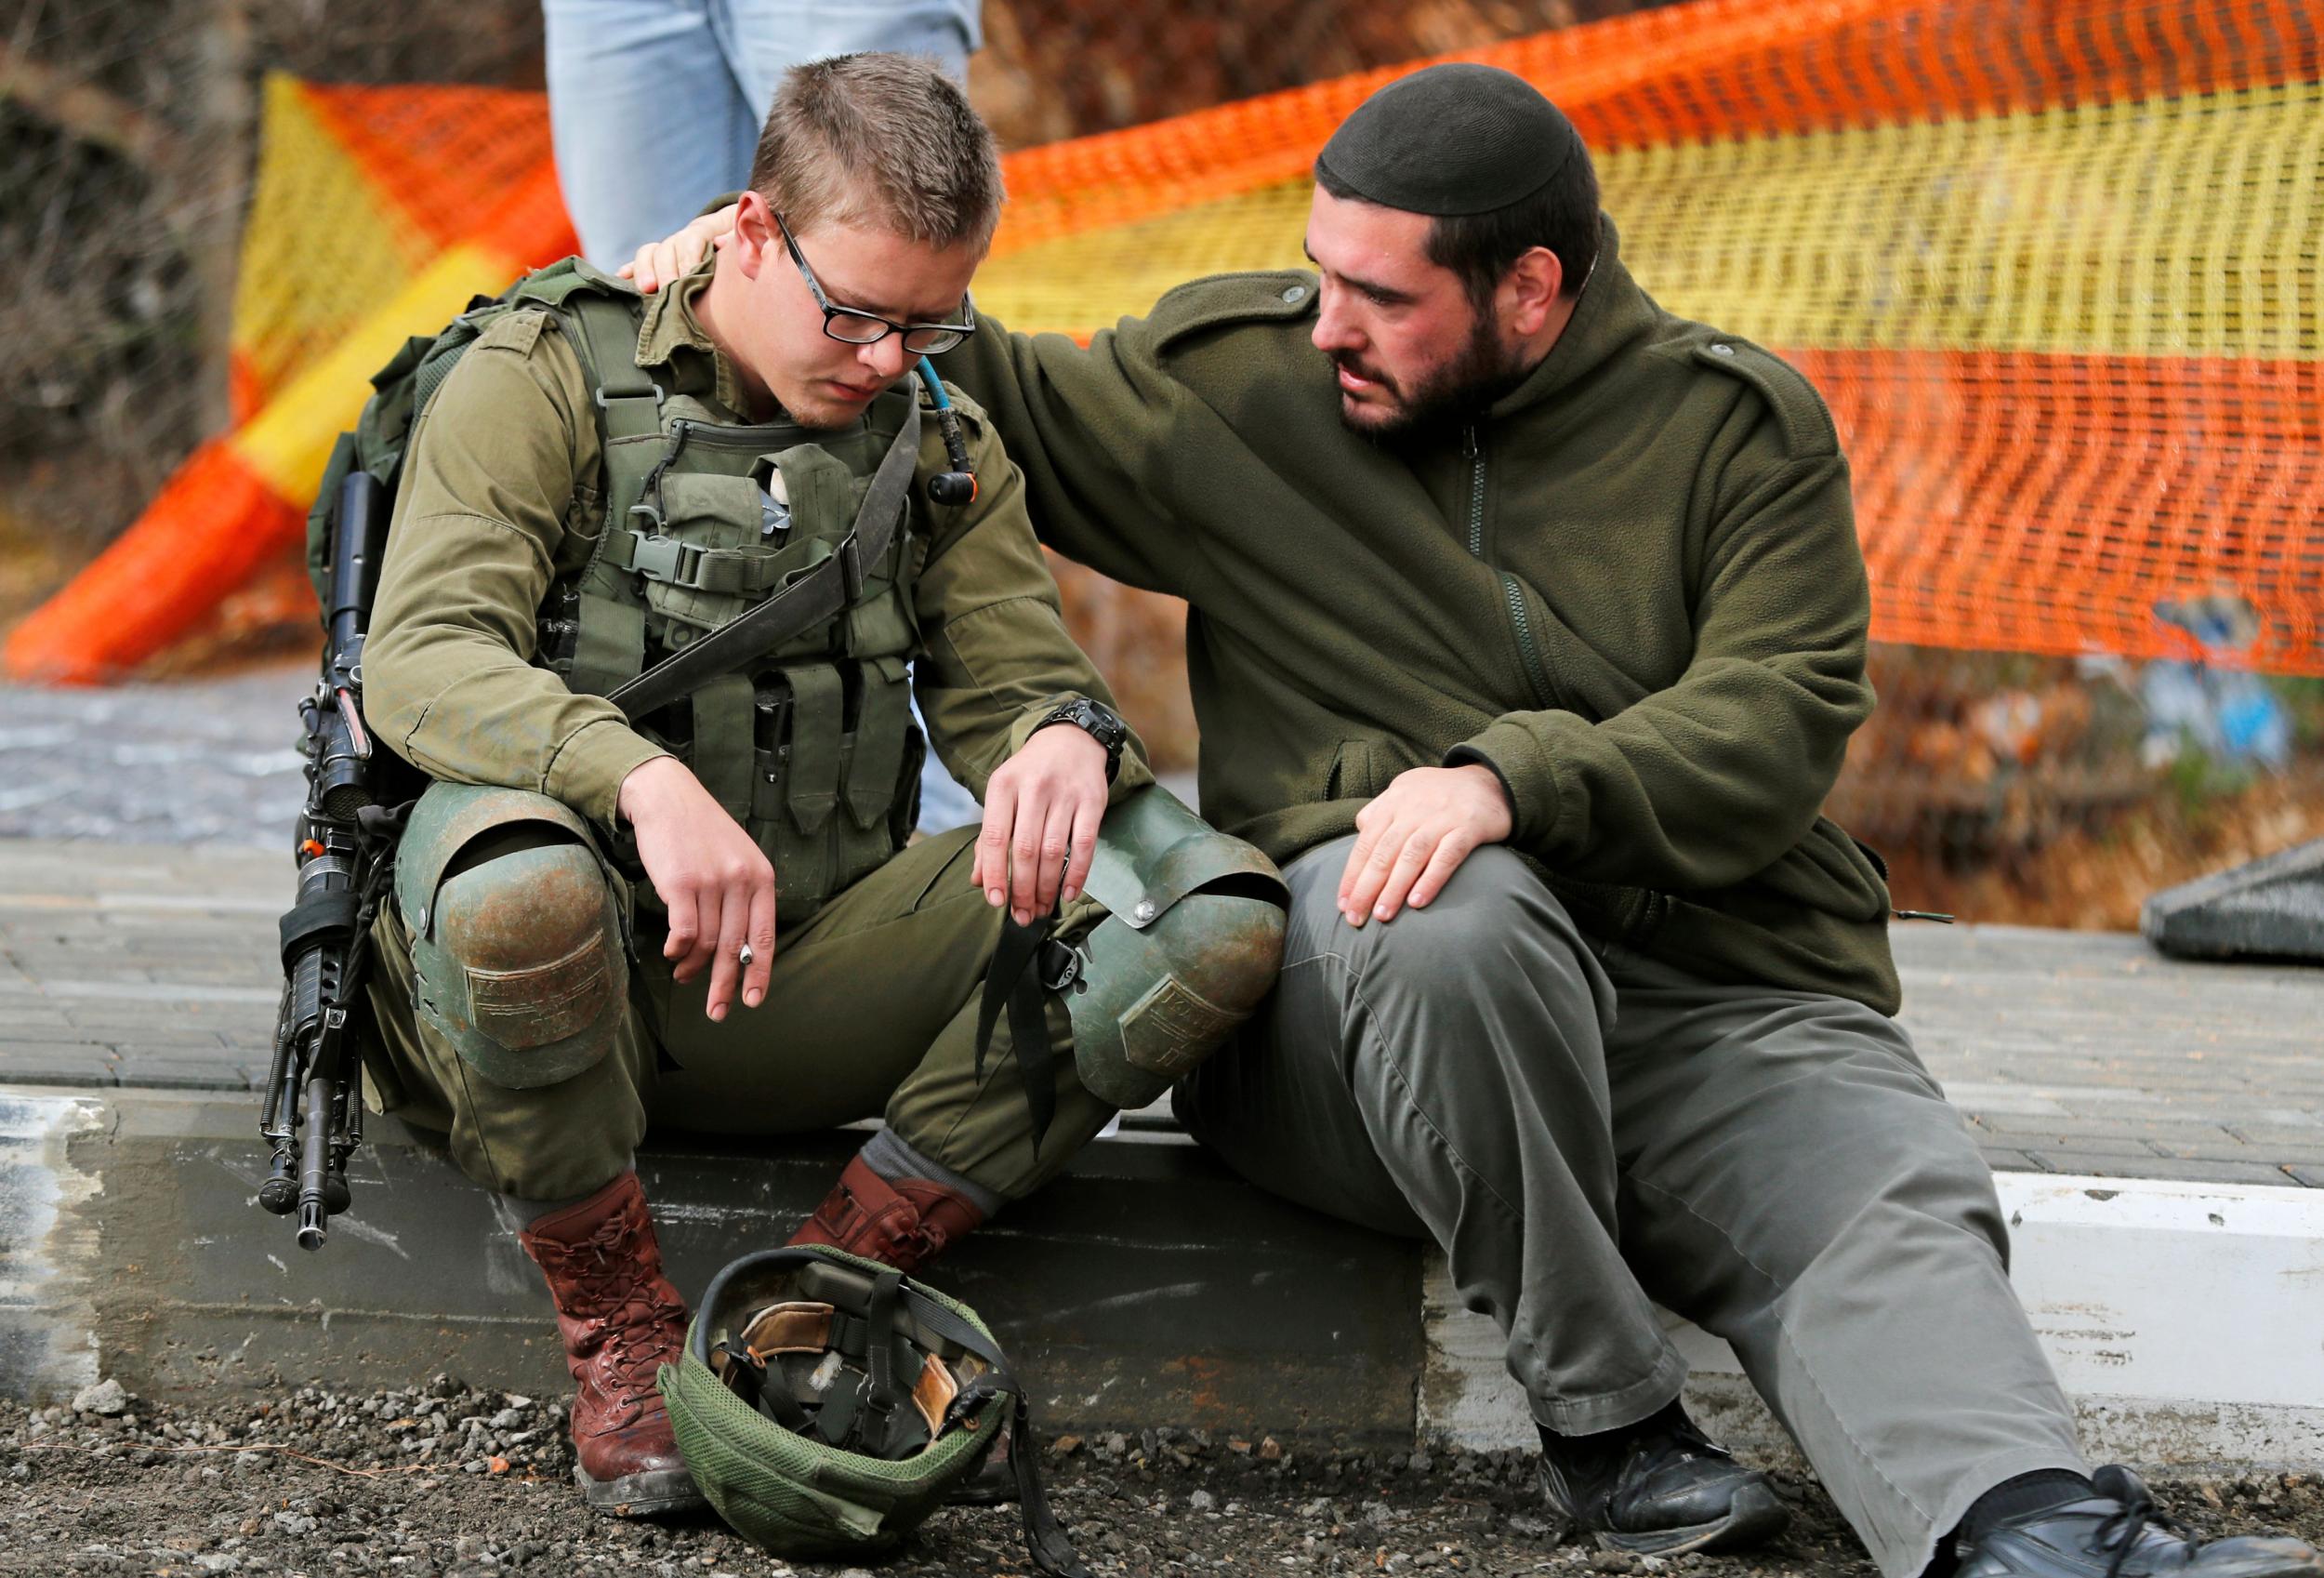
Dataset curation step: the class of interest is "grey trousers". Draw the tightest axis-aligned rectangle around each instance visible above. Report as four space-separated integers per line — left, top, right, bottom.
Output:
1175 836 2087 1578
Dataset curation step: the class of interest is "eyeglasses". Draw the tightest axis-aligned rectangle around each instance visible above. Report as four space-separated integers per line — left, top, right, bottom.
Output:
773 210 977 355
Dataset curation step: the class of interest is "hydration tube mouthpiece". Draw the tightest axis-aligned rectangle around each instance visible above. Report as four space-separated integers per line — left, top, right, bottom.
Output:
916 358 979 506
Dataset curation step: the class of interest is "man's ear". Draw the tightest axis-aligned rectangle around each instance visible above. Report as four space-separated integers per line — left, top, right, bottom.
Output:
732 191 777 280
1500 245 1565 338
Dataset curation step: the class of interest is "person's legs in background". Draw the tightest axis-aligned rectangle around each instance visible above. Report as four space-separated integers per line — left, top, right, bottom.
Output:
542 0 764 268
717 0 980 107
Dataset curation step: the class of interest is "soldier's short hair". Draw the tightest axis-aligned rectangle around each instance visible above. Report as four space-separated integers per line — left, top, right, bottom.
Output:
747 53 1004 254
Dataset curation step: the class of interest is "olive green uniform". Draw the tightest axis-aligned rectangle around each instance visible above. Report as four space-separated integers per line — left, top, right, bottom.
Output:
936 219 2086 1578
358 260 1165 1203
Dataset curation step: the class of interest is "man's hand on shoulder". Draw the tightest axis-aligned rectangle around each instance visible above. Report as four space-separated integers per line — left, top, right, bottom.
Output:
621 206 738 294
1338 764 1514 927
974 724 1109 926
617 756 774 1020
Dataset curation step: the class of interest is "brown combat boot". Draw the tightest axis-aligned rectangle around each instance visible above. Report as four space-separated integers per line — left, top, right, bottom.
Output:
519 1170 705 1516
787 1151 1016 1505
785 1151 987 1274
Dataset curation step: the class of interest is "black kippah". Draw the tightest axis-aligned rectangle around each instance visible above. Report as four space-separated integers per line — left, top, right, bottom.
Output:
1314 62 1583 217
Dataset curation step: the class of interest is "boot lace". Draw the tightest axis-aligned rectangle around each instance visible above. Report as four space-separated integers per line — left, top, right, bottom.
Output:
539 1209 687 1409
2095 1481 2193 1578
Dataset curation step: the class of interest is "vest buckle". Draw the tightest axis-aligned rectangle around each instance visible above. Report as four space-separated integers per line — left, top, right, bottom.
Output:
627 531 686 584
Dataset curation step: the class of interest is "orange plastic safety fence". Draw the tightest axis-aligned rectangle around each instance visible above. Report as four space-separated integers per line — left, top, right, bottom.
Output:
994 0 2323 252
1803 349 2324 668
21 0 2323 688
303 81 557 254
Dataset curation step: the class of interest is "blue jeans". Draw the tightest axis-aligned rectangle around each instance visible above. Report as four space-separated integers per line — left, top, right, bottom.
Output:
542 0 985 834
543 0 982 267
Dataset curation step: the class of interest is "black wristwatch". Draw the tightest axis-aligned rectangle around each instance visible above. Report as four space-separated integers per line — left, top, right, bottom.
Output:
1032 697 1129 784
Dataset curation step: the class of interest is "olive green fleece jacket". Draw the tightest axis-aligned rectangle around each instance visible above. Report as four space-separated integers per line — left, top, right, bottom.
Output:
938 217 1902 1013
364 260 1150 843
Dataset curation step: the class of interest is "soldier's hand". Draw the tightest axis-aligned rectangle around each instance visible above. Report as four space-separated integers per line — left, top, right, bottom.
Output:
975 725 1108 926
620 206 738 294
617 756 775 1021
1338 764 1513 928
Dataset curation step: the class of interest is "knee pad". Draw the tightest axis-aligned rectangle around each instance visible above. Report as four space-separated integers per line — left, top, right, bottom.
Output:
395 783 628 1090
1062 785 1287 1109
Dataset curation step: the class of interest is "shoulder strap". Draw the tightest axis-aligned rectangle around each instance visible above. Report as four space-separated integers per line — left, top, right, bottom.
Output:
548 284 663 698
603 395 921 722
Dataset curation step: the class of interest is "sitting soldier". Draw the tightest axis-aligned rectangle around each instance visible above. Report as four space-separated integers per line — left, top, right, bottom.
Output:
355 53 1284 1518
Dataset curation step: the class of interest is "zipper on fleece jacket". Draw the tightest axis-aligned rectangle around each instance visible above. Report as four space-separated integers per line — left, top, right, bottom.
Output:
1463 424 1557 711
1461 427 1486 556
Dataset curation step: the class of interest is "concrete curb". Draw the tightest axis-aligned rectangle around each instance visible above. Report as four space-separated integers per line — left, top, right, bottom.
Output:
7 1081 2324 1467
1 1086 1424 1445
1422 1173 2324 1467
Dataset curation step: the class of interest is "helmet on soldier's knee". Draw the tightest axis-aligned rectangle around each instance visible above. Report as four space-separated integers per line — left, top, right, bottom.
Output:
396 782 628 1088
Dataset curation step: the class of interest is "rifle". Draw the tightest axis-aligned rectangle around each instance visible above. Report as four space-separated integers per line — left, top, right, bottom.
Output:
258 471 410 1250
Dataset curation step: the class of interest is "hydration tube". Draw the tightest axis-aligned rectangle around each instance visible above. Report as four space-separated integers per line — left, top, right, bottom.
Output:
915 357 978 506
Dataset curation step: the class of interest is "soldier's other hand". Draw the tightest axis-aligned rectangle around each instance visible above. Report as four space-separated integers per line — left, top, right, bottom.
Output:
975 724 1108 926
617 756 775 1020
1338 764 1513 928
619 206 738 294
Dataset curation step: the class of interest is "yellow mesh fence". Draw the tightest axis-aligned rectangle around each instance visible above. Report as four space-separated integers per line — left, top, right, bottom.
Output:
230 77 557 420
202 0 2322 683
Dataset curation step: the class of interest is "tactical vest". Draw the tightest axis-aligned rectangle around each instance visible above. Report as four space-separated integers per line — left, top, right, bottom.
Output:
545 271 928 928
320 259 931 930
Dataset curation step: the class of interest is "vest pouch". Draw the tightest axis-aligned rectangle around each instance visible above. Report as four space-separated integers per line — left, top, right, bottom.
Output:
636 471 825 638
769 442 868 556
766 662 845 922
844 530 921 657
823 657 916 899
843 656 916 833
750 678 796 829
746 671 824 927
891 723 926 847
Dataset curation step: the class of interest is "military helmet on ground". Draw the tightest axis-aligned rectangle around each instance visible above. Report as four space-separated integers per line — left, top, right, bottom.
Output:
659 1244 1088 1573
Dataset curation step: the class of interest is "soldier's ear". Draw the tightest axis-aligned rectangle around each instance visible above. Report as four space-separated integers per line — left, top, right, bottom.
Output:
732 192 778 279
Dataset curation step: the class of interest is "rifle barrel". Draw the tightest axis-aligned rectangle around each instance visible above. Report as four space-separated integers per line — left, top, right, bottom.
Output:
296 1071 336 1250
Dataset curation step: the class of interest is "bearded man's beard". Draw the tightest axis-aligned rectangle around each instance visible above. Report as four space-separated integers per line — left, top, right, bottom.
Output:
1332 304 1528 442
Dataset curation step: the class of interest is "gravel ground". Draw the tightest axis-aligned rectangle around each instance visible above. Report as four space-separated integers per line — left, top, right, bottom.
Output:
6 1382 2322 1578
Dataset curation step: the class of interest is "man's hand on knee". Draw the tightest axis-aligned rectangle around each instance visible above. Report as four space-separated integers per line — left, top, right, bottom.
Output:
1338 764 1513 927
618 757 775 1020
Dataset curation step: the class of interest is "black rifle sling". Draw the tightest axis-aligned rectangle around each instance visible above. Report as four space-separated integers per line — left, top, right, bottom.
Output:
973 901 1070 1156
886 1279 1089 1578
605 397 921 723
1010 1390 1094 1578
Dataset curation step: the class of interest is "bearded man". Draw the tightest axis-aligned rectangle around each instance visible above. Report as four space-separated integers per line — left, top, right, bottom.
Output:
639 62 2322 1578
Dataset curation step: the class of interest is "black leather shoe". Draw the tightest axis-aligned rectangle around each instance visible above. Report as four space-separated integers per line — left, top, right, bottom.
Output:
1957 1467 2323 1578
1537 1408 1790 1556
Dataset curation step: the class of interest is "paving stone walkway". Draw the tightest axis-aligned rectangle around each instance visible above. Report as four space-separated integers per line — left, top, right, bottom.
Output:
0 837 2317 1187
0 668 308 846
